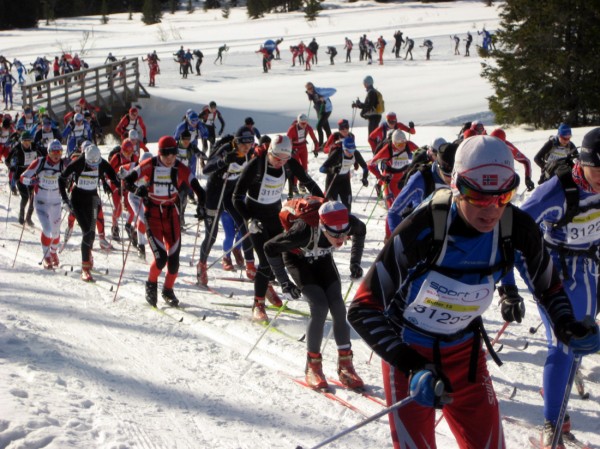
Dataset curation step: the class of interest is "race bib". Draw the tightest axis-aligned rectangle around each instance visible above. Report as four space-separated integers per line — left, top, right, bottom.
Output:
546 147 569 163
39 171 59 190
23 151 37 166
565 209 600 245
256 171 286 204
153 166 174 197
403 271 494 335
390 152 410 170
77 169 99 190
339 155 354 175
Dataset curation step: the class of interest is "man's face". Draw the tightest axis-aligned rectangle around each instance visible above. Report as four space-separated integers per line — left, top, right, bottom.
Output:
48 150 62 163
159 153 177 167
22 139 32 149
456 196 507 233
558 135 571 146
237 142 253 155
583 166 600 193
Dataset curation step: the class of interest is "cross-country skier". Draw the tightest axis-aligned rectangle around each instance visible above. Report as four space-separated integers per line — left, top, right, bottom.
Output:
368 112 415 154
349 135 600 449
287 113 319 197
305 82 336 153
534 123 578 185
115 107 147 144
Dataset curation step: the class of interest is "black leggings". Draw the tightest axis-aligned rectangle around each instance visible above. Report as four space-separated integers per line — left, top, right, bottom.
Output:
316 111 332 147
249 213 283 298
72 191 100 263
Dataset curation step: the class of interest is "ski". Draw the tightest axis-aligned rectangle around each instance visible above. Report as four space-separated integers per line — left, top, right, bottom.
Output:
504 417 593 449
181 279 234 299
10 222 36 234
285 374 370 418
328 378 387 407
148 304 184 322
210 301 310 317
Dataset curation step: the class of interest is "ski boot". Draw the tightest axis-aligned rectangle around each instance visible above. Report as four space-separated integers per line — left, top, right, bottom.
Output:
98 234 112 250
137 244 146 260
64 225 73 245
197 261 208 286
162 288 179 307
42 256 53 270
145 281 158 307
337 349 364 389
25 209 34 227
541 420 565 449
306 352 328 390
232 247 244 267
266 284 283 307
222 256 235 271
245 260 256 280
252 297 268 322
111 224 121 242
50 251 59 268
18 209 25 225
81 261 94 282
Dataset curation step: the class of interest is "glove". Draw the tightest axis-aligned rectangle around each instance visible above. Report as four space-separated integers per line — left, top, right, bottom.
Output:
143 137 148 145
349 263 363 279
29 177 40 186
409 369 451 408
379 174 392 185
498 285 525 323
408 121 415 129
525 176 535 192
248 219 263 234
134 185 148 198
361 177 369 187
62 199 73 213
102 180 111 195
224 150 238 164
281 281 302 299
555 316 600 356
117 166 128 180
195 204 206 220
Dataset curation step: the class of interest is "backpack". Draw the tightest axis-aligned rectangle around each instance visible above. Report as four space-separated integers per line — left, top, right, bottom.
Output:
279 196 327 231
397 161 435 195
209 133 235 156
374 89 385 114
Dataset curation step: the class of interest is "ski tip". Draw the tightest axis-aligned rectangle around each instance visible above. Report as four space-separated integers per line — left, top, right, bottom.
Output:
496 344 504 353
202 315 207 321
178 317 183 322
109 286 114 292
509 386 517 400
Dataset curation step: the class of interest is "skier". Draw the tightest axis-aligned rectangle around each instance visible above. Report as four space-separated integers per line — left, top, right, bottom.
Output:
352 75 383 136
520 127 600 448
368 112 415 154
142 53 159 87
274 38 284 59
452 35 461 55
123 136 207 307
359 34 367 61
174 129 207 226
115 107 147 144
108 138 138 242
305 82 336 153
490 128 535 191
173 110 209 178
181 49 192 79
16 106 38 133
343 37 353 63
0 114 16 163
349 135 600 449
404 37 414 60
59 144 119 281
256 45 273 73
1 71 17 110
376 35 386 65
287 113 319 197
322 119 354 155
193 49 203 75
367 129 418 212
20 140 66 269
534 123 578 185
199 101 226 153
308 38 319 64
392 30 404 58
233 135 324 321
290 45 301 67
214 44 228 65
319 135 369 211
62 113 92 156
7 131 46 225
196 127 257 286
421 39 433 60
264 200 366 389
13 59 25 84
33 117 62 151
325 46 337 65
464 31 473 56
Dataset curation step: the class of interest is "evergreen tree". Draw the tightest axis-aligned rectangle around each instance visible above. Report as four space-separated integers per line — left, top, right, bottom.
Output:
142 0 162 24
187 0 194 13
204 0 220 9
222 0 230 18
246 0 268 18
304 0 321 21
101 0 109 24
170 0 177 13
482 0 600 127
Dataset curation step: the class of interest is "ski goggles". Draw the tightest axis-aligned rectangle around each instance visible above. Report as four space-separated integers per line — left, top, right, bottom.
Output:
456 175 518 208
160 146 178 156
320 223 350 239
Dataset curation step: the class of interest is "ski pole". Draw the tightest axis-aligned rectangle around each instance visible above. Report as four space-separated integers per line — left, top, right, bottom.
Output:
112 205 143 302
490 321 510 348
550 355 581 449
323 172 338 198
350 107 357 132
364 187 383 227
321 281 354 353
361 184 377 212
529 321 543 335
296 395 415 449
244 299 289 361
205 230 252 271
191 173 229 267
11 220 27 268
4 187 13 230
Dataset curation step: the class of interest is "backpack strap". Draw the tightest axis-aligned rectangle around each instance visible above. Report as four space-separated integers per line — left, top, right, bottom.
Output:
553 166 579 228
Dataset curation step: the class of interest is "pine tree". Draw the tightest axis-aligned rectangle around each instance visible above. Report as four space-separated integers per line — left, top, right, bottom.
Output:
482 0 600 127
101 0 109 24
142 0 162 24
170 0 177 13
246 0 268 18
187 0 194 13
304 0 321 22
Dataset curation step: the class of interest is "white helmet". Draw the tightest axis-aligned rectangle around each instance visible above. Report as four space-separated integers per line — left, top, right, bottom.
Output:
128 129 140 141
297 113 308 124
430 137 447 153
74 113 84 122
269 135 292 159
47 139 63 153
85 145 102 167
392 130 407 146
140 151 153 163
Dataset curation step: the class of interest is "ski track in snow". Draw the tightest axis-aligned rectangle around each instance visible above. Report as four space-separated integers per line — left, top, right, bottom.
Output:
2 2 600 448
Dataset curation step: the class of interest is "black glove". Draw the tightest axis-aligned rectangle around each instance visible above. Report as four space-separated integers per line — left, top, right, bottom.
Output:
554 316 600 355
134 185 148 198
224 150 238 164
380 174 392 185
195 204 206 220
525 177 535 192
409 121 415 129
498 285 525 323
281 281 302 299
143 137 148 145
361 177 369 187
350 263 363 279
102 180 111 195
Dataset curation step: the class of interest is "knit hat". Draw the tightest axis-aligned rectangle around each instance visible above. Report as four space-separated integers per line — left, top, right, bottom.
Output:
342 136 356 152
490 128 506 141
319 201 350 234
452 135 519 193
244 117 255 126
158 136 178 155
579 128 600 167
437 142 458 176
363 75 374 86
392 130 407 146
558 123 572 138
235 126 255 144
269 135 292 159
338 119 349 129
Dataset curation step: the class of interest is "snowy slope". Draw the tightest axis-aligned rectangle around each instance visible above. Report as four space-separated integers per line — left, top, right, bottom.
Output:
2 2 600 449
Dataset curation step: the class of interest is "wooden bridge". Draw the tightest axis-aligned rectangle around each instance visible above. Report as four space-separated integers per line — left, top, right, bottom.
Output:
21 57 149 123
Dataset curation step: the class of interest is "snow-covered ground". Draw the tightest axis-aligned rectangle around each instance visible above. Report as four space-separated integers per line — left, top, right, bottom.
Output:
1 2 600 448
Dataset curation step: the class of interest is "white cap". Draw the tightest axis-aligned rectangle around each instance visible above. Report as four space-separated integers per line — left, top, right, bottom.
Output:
85 145 102 167
452 135 519 193
268 135 292 159
128 129 140 141
392 130 407 146
297 113 308 124
430 137 447 153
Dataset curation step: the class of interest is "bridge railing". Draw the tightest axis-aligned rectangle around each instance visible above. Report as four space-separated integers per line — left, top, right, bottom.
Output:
21 57 149 121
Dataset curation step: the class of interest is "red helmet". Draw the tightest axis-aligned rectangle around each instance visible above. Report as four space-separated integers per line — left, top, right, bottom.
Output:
158 136 177 155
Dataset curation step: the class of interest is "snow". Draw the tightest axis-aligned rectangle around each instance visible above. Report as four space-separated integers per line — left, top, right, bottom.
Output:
1 2 600 448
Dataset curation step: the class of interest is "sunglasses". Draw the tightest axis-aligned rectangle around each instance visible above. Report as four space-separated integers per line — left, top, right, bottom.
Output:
161 147 178 156
271 153 290 163
456 178 515 208
339 126 349 131
321 224 350 239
